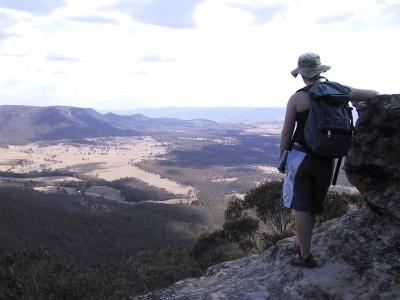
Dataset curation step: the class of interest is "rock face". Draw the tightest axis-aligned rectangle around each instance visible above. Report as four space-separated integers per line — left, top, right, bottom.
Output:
345 95 400 220
134 210 400 300
134 95 400 300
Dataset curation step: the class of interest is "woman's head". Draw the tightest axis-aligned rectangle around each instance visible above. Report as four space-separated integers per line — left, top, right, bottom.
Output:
291 53 330 79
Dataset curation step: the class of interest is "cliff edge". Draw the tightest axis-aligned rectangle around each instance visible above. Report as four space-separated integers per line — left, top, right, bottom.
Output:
134 95 400 300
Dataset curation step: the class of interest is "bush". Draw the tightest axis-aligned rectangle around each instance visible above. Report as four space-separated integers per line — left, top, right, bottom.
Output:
242 181 292 235
317 191 364 226
223 217 261 253
189 230 240 269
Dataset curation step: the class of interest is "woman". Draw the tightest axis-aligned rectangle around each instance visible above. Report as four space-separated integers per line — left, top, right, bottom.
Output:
280 52 378 267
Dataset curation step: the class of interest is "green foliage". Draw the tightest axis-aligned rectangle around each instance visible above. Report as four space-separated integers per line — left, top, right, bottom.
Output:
0 246 201 299
225 197 247 220
243 181 292 235
0 185 212 298
189 230 240 269
0 169 76 178
317 191 364 226
222 181 292 253
223 217 260 253
191 230 227 258
0 187 207 263
110 178 175 203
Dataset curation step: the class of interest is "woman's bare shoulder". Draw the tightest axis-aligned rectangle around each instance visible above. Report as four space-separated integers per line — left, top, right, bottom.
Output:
288 90 309 112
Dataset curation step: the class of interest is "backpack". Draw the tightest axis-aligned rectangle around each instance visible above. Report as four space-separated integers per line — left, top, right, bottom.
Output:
304 80 354 185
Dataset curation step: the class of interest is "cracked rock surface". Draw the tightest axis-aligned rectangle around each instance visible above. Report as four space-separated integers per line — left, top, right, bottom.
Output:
134 210 400 300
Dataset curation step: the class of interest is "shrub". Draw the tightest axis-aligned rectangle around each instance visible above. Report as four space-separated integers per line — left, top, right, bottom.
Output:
243 181 292 235
317 191 364 226
189 230 241 269
223 217 261 253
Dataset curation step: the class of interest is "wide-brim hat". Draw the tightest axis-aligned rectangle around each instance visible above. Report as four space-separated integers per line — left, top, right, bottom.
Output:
291 52 331 78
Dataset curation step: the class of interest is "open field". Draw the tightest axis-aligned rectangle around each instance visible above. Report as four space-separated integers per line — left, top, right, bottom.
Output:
243 123 283 135
0 136 196 201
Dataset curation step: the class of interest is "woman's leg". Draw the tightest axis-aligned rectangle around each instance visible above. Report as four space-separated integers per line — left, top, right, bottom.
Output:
294 210 314 259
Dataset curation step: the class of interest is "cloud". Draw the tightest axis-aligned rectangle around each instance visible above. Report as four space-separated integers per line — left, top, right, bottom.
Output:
382 3 400 25
67 15 120 25
141 54 174 62
4 79 19 86
46 53 81 63
0 30 10 41
0 53 27 57
228 2 287 24
111 0 205 28
0 0 66 15
0 11 16 42
317 11 354 24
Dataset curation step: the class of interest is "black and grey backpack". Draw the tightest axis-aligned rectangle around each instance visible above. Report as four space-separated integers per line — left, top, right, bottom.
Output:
304 80 354 185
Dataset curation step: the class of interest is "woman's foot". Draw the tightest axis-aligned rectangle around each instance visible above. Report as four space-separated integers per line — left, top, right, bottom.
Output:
290 253 317 268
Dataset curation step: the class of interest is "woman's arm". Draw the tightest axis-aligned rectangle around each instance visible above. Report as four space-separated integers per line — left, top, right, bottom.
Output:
351 87 379 103
280 95 297 158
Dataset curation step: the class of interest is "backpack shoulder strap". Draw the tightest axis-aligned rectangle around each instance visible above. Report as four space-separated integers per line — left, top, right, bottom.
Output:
296 76 329 94
332 157 342 186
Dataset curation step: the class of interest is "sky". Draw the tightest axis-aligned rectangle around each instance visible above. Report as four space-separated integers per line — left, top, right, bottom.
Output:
0 0 399 110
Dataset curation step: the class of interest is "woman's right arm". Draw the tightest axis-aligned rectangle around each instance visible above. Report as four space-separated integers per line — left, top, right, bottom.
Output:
280 95 297 158
351 87 379 102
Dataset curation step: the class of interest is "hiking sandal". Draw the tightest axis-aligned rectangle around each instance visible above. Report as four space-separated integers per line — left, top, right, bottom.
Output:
290 253 318 268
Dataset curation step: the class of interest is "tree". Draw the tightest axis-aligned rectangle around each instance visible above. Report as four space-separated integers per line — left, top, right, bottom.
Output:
243 181 292 235
223 217 261 253
192 181 291 267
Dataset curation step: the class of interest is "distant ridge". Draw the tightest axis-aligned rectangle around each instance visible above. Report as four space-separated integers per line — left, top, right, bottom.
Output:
106 107 286 123
0 105 137 145
0 105 237 145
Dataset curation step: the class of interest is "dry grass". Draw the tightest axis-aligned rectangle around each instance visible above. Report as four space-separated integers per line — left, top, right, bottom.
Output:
243 123 283 135
0 136 196 199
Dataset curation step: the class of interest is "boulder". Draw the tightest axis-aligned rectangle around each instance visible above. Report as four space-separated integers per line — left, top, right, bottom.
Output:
345 95 400 220
134 210 400 299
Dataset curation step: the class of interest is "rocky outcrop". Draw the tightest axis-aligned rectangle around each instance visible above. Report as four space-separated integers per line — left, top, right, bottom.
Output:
345 95 400 220
134 209 400 300
134 95 400 300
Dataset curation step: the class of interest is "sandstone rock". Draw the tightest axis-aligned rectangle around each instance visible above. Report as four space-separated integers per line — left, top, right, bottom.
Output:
134 210 400 300
345 95 400 220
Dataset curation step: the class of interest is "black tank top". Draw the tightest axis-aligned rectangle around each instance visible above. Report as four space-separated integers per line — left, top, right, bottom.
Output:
292 85 311 148
293 110 309 147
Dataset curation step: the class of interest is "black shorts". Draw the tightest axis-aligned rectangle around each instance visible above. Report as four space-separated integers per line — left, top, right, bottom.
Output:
282 145 334 214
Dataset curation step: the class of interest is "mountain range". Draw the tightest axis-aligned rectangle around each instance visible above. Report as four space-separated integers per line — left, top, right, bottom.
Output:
0 105 238 145
106 107 286 123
